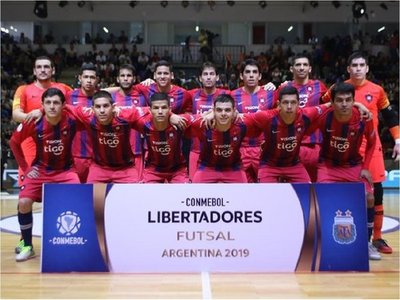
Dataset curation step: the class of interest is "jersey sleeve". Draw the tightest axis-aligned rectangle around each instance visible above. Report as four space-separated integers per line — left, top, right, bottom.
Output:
9 122 34 171
64 104 92 126
182 89 193 113
377 86 391 110
12 85 27 111
321 85 333 103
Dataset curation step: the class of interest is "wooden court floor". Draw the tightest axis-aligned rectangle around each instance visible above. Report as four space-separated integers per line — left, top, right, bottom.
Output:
1 192 399 299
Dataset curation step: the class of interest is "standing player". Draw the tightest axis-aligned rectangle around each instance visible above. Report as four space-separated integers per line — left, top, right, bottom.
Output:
10 88 80 262
66 64 99 182
12 56 72 185
230 59 275 182
317 82 379 260
323 52 400 254
134 60 192 114
244 86 330 183
275 54 328 182
188 62 229 180
136 93 191 183
110 64 147 180
189 94 258 183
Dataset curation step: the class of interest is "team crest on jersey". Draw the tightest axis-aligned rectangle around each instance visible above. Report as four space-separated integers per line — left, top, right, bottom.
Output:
260 98 265 103
170 98 175 103
232 136 238 142
62 130 68 135
134 100 138 104
307 86 313 92
365 94 373 102
169 132 174 139
115 126 121 131
333 209 357 244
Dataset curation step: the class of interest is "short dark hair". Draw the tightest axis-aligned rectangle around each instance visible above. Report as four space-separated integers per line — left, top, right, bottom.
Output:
35 56 54 68
200 61 217 75
154 60 172 72
92 90 114 104
119 64 136 76
347 51 368 66
240 58 260 74
150 92 170 107
290 53 311 66
80 63 98 75
278 85 299 101
214 94 235 108
331 82 355 100
42 88 66 103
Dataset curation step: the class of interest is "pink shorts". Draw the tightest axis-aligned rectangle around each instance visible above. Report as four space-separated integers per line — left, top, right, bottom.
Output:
134 154 144 181
188 151 200 181
87 163 139 183
143 167 189 183
19 167 80 202
73 157 92 183
317 163 374 194
192 167 247 183
240 147 260 183
258 163 311 183
18 153 35 187
299 144 320 182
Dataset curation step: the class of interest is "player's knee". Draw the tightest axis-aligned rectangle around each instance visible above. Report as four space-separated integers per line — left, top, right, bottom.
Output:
18 198 34 213
366 193 375 208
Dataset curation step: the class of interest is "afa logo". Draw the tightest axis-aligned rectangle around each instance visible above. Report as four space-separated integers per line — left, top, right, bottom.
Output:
332 209 357 244
57 211 81 236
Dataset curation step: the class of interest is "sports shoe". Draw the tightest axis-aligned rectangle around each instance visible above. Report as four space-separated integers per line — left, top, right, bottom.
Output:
15 239 24 254
15 246 35 262
368 242 381 260
373 239 393 254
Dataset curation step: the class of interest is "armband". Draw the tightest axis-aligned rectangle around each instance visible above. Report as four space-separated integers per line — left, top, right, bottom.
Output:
389 125 400 141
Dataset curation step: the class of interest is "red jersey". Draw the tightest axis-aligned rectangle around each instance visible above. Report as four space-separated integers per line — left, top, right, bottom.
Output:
322 79 390 152
65 105 145 169
135 83 192 113
230 87 275 147
244 106 327 167
275 80 328 144
13 82 72 113
135 114 191 172
112 89 147 155
188 118 259 171
317 107 376 169
189 88 229 152
66 89 94 158
10 111 78 172
12 82 72 155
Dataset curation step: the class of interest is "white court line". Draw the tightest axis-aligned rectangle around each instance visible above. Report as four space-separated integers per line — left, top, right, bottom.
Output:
201 271 212 299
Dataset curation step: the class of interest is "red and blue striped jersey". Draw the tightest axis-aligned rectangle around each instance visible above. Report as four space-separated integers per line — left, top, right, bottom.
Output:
135 114 190 172
230 87 275 147
316 107 376 168
66 89 94 158
66 105 145 169
112 89 147 155
189 88 229 152
188 118 259 171
10 111 78 172
244 105 326 167
134 83 192 113
275 80 328 144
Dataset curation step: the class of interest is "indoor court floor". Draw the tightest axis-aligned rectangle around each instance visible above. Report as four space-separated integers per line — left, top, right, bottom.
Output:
1 190 399 299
